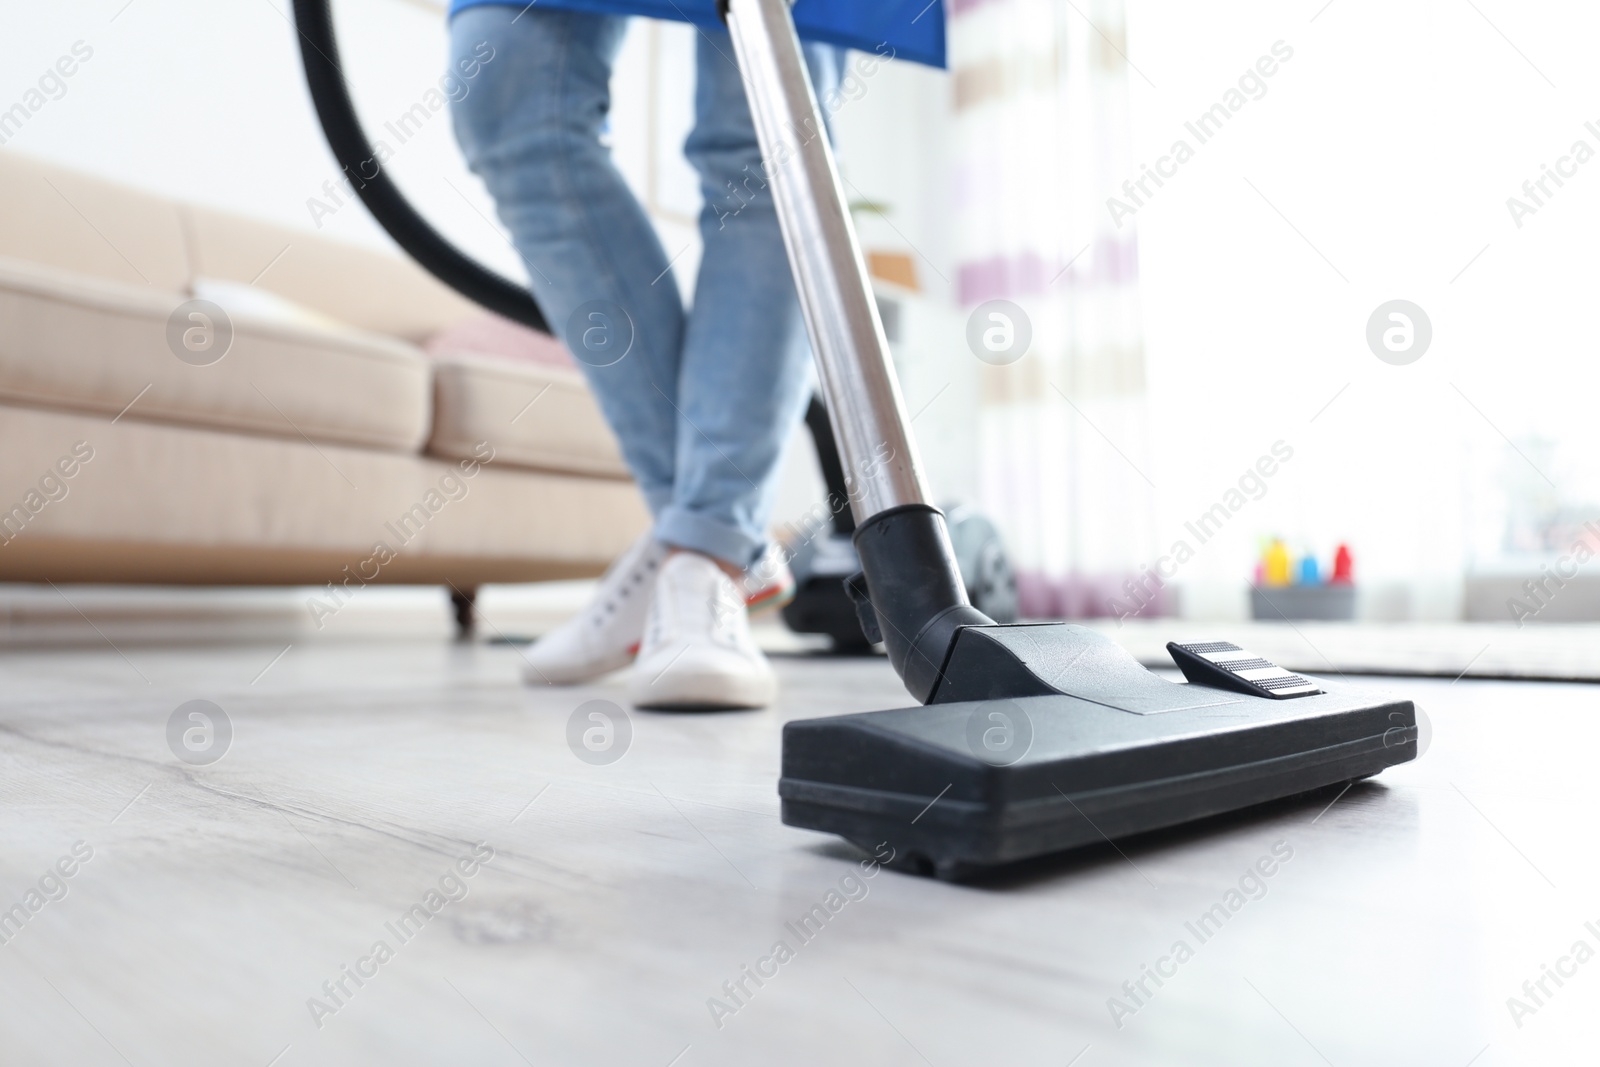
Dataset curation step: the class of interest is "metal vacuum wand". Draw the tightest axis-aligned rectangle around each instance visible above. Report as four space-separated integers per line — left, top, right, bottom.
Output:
724 0 991 703
723 0 927 518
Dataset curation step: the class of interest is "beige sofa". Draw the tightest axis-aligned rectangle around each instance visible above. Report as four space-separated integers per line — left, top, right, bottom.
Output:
0 152 647 629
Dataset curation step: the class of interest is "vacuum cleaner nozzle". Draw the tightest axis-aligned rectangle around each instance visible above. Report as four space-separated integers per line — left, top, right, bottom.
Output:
780 624 1417 880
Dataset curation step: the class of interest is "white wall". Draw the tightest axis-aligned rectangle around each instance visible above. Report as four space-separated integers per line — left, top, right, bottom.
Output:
1 0 709 285
1120 0 1600 615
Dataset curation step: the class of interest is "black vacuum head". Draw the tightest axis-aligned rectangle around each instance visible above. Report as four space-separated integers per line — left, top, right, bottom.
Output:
780 626 1417 880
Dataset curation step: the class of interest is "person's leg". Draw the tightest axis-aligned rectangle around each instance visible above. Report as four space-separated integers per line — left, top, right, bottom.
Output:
450 10 687 685
448 8 682 514
651 36 847 570
629 40 846 710
448 12 797 690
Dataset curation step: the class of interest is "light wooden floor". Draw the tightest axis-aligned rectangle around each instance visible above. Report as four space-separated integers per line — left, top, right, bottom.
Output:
0 637 1595 1065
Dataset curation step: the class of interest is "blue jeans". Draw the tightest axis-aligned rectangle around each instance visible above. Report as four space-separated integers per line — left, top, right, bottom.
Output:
449 8 843 568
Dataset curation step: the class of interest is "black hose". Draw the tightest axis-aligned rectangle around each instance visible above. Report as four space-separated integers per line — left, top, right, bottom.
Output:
804 396 855 535
290 0 552 335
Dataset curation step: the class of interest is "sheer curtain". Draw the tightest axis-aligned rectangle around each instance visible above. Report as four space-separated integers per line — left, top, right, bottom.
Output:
948 0 1160 619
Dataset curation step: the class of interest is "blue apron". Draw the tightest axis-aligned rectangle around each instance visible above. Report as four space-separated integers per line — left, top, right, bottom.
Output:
448 0 946 68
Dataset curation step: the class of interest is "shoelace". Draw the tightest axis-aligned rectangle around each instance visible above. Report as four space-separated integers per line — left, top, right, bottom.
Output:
589 552 659 629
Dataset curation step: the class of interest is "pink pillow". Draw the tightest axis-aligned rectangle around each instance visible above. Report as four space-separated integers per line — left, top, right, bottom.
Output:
425 313 576 370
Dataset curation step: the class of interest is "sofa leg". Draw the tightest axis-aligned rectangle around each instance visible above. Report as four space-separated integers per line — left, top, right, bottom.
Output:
449 586 477 639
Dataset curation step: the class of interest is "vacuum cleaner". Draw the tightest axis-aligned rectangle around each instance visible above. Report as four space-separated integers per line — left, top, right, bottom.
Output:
293 0 1419 880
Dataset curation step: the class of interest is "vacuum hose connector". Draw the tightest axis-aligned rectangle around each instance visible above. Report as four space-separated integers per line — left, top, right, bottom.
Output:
853 506 993 704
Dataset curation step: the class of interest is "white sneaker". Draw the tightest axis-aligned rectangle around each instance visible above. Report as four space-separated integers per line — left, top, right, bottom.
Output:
520 536 793 686
628 553 777 710
520 534 667 685
741 540 797 616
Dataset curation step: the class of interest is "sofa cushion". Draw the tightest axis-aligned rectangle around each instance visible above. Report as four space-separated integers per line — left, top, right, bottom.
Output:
0 403 649 586
428 352 628 479
183 203 481 342
424 312 578 370
0 151 189 292
0 256 431 453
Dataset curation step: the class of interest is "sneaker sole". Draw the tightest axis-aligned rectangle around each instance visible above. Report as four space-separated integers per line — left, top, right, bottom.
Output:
745 579 795 617
629 670 777 711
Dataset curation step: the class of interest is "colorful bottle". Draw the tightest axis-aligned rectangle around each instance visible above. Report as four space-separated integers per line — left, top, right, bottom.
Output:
1264 538 1291 587
1331 543 1354 584
1298 554 1320 585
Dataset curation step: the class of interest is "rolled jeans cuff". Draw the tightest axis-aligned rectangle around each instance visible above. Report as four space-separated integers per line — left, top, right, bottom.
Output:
654 506 763 570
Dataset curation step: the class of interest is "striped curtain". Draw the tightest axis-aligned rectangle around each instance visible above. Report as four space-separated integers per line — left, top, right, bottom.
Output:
948 0 1160 619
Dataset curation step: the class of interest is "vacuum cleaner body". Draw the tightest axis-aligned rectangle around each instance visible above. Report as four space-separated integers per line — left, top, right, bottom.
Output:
782 624 1417 880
